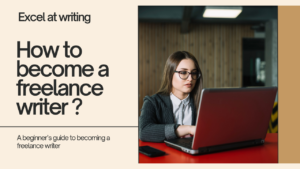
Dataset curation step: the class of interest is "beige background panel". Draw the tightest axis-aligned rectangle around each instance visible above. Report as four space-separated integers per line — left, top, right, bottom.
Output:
0 128 138 168
0 1 138 126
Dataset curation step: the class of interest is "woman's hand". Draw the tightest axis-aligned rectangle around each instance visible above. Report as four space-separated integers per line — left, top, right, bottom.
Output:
175 125 196 137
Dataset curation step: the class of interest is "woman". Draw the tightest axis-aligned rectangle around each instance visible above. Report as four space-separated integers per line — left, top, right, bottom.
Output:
139 51 203 142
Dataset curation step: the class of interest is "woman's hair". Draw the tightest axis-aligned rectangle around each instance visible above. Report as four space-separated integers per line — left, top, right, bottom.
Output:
157 51 203 111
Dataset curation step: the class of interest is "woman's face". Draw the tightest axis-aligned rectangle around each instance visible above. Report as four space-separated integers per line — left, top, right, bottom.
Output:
171 59 197 99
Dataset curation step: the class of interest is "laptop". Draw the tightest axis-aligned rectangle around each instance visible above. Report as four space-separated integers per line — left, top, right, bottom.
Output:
164 87 277 155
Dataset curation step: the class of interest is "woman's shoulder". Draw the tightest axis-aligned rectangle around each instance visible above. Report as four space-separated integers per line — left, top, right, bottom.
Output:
144 93 167 102
143 93 170 107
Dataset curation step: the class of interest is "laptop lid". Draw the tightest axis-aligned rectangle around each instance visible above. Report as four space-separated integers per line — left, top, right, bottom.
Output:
192 87 277 150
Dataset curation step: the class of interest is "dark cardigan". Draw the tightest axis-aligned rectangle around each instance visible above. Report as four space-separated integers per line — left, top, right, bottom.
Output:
139 93 197 142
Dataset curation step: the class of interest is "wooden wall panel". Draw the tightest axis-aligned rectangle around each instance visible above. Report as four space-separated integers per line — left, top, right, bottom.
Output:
138 23 254 113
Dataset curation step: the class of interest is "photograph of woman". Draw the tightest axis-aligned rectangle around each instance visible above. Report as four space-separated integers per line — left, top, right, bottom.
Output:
138 6 278 163
139 51 203 142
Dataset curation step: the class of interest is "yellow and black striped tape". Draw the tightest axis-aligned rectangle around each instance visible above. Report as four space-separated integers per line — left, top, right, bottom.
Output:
268 102 278 133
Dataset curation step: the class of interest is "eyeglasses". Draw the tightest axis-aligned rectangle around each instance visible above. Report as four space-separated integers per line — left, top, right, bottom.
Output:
174 71 201 80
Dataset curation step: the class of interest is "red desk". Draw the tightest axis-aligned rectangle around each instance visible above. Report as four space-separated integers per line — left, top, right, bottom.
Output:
139 133 277 163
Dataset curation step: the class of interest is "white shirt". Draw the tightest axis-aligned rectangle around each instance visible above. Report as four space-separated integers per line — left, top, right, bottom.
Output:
170 93 192 125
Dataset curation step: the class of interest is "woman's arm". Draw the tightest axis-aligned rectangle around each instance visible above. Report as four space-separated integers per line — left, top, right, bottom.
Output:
175 125 195 137
139 98 179 142
139 97 196 142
